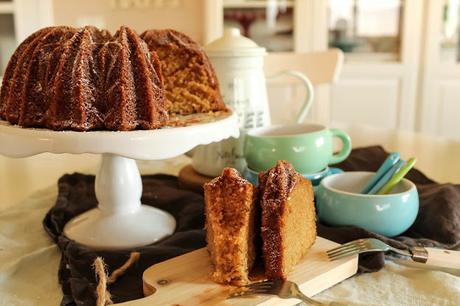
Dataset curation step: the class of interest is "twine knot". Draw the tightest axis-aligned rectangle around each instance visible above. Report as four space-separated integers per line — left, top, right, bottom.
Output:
93 252 141 306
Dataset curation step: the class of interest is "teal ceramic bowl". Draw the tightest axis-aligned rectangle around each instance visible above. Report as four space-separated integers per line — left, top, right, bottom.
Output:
316 171 419 237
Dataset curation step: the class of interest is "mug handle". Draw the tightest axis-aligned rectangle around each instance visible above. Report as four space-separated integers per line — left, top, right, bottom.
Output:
267 70 314 123
329 129 352 165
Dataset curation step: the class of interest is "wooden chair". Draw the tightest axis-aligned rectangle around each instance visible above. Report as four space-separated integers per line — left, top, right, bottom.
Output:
263 48 344 124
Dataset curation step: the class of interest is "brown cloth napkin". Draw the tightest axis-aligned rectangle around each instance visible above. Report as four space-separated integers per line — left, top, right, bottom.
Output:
43 146 460 305
43 174 207 306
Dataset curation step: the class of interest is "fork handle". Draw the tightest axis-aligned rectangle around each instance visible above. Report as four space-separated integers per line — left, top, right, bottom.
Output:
293 292 323 306
293 291 347 306
411 247 460 269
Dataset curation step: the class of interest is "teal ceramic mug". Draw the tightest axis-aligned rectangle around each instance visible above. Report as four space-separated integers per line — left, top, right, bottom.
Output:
244 123 352 173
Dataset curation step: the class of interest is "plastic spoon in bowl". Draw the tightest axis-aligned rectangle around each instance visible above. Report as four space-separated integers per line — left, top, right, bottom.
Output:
377 157 417 195
361 152 400 194
367 159 406 195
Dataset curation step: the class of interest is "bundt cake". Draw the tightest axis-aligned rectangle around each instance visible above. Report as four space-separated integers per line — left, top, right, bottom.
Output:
204 168 258 285
141 29 226 115
259 160 316 280
0 26 225 131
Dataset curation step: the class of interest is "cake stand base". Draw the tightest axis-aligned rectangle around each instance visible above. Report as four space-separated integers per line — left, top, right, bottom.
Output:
64 205 176 250
63 153 177 250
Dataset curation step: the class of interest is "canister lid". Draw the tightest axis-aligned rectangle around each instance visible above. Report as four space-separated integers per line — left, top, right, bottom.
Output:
205 28 266 57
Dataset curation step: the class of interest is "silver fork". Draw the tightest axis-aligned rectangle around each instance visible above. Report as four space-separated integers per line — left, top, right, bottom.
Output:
328 238 460 271
228 279 347 306
327 238 411 261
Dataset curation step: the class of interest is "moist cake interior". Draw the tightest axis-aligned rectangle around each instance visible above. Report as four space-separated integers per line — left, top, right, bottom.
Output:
204 168 258 285
141 29 227 115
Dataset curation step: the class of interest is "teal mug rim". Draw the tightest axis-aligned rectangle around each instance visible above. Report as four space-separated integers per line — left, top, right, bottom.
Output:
320 171 416 198
246 123 327 138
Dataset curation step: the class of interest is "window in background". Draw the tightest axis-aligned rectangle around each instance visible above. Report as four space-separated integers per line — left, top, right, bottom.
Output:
441 0 460 62
328 0 403 62
223 0 294 52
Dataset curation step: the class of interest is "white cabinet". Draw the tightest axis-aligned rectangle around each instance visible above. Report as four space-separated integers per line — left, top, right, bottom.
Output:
324 0 423 131
419 0 460 141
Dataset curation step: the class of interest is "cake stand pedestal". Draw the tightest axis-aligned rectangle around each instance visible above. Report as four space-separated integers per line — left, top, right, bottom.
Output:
0 113 239 250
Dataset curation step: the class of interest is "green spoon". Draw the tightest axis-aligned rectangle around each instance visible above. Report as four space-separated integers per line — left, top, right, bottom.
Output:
377 157 417 195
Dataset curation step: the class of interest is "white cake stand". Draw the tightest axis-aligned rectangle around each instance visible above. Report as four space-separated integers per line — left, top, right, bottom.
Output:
0 112 239 250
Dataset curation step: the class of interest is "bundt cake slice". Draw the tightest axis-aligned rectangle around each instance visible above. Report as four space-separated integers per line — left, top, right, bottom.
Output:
204 168 258 285
259 161 316 280
99 26 167 130
141 29 227 115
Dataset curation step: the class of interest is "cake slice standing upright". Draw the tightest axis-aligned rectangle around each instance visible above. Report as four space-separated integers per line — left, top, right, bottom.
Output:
259 160 316 280
204 168 258 285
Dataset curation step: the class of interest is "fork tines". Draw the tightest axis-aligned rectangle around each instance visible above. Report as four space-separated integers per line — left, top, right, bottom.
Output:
326 239 367 261
228 280 277 298
248 280 275 288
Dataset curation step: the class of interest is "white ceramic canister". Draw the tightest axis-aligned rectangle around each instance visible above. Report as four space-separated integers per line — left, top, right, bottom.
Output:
189 28 315 177
188 28 270 177
205 28 271 130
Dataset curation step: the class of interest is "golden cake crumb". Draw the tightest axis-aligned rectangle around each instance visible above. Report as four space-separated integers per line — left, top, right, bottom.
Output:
204 168 258 285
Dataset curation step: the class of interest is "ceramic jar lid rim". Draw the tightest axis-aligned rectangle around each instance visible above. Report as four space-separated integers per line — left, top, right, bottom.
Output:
205 27 266 57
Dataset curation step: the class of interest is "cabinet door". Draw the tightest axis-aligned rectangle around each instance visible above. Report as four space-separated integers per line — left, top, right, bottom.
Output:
419 0 460 141
325 0 423 130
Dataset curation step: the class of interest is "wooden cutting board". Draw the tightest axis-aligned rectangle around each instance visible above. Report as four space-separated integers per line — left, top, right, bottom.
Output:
119 237 358 305
178 164 213 193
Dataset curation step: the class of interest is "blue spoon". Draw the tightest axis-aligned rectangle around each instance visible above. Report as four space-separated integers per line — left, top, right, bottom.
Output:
367 159 406 195
377 157 417 195
361 152 400 194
